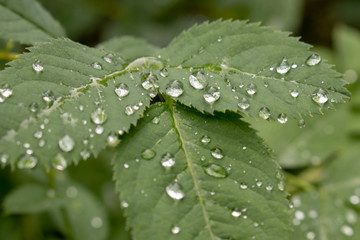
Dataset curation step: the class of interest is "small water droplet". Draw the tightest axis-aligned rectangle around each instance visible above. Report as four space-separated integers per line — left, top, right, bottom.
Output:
166 182 185 200
91 217 103 228
95 125 104 135
217 36 222 42
114 83 130 98
42 90 54 103
298 119 306 128
0 84 13 98
232 209 241 218
152 117 160 124
125 105 135 116
291 64 298 69
91 62 103 70
91 108 107 125
240 183 248 190
189 71 207 90
66 186 78 198
201 135 211 144
103 53 114 63
121 201 129 208
1 153 9 165
306 53 321 66
80 149 91 160
141 149 156 160
211 148 224 159
259 107 271 120
290 89 299 98
306 232 315 240
160 68 169 77
203 86 220 104
38 139 46 147
52 153 67 170
161 153 175 168
238 97 250 110
171 225 181 235
276 58 291 74
246 83 257 95
203 163 228 178
277 113 288 124
18 154 37 169
33 130 43 139
166 80 184 97
58 135 75 152
341 225 354 236
29 102 39 113
107 132 120 146
32 60 44 72
312 88 328 104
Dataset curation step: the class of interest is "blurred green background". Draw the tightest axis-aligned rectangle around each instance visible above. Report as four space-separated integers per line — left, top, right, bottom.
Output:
1 0 360 239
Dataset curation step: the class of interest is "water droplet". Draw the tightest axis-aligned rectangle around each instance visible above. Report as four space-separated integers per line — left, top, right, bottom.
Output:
152 117 160 124
276 58 291 74
277 113 288 124
266 185 273 191
18 154 37 169
107 132 120 146
125 105 135 116
189 71 207 89
298 119 306 128
161 153 175 168
91 217 103 228
32 60 44 72
80 149 91 160
42 90 54 103
166 182 185 200
238 97 250 110
52 153 67 171
123 163 129 169
121 201 129 208
166 80 184 97
341 225 354 236
66 186 78 198
312 88 328 104
33 130 43 139
211 148 224 159
91 62 103 70
291 64 298 69
160 68 169 77
103 53 114 63
171 225 181 235
306 231 315 240
290 89 299 98
306 53 321 66
29 102 39 113
240 183 248 190
259 107 271 120
246 83 257 95
295 210 305 220
58 135 75 152
0 84 13 98
203 163 227 178
141 149 156 160
141 73 159 96
95 125 104 135
114 83 129 98
203 86 220 104
91 108 107 125
350 195 360 205
1 153 9 165
217 36 223 42
39 139 46 147
232 209 241 218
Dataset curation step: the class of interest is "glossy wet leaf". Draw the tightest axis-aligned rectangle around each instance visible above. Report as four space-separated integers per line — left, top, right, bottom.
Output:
113 103 291 240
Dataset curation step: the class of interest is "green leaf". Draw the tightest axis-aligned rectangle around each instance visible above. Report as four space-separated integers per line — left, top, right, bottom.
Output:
0 38 152 169
98 36 160 61
113 102 291 240
157 20 349 120
3 184 65 214
0 0 65 44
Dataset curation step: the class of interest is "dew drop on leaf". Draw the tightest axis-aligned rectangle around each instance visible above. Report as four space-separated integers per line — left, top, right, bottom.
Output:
189 71 207 90
306 53 321 66
259 107 271 120
103 53 114 63
276 57 291 74
58 135 75 152
166 182 185 200
0 84 13 98
160 68 169 77
240 183 248 190
312 88 328 104
29 102 39 113
125 105 135 116
91 108 107 125
41 90 55 103
141 149 156 160
66 186 78 198
18 154 37 169
350 195 360 205
152 116 160 124
266 185 273 191
33 130 43 139
201 135 211 144
341 225 354 237
232 209 241 218
161 153 175 168
211 148 224 159
107 132 120 146
246 83 257 95
38 139 46 147
298 119 306 128
95 125 104 135
51 153 67 171
141 73 159 94
165 80 184 98
32 60 44 72
203 163 228 178
277 113 288 124
91 217 103 229
91 62 103 70
290 89 299 98
203 86 220 104
171 225 181 235
1 153 9 165
80 149 91 160
114 83 130 98
238 97 250 110
291 63 298 69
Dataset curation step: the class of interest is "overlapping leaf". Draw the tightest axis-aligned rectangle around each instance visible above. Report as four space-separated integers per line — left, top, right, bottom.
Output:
113 103 291 240
0 0 65 44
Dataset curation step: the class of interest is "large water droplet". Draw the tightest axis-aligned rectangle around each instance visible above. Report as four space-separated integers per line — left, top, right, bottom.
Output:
276 58 291 74
238 97 250 110
259 107 271 120
58 135 75 152
246 83 257 95
203 86 220 104
277 113 288 124
189 71 207 90
141 73 159 92
312 88 328 104
166 182 185 200
290 89 299 98
52 153 67 171
201 135 211 144
211 148 224 159
107 132 120 146
32 60 44 72
0 84 13 98
114 83 129 98
42 90 54 103
171 225 181 235
91 108 107 125
141 149 156 160
203 163 227 178
306 54 321 66
18 154 38 169
161 153 175 168
165 80 184 97
91 62 103 70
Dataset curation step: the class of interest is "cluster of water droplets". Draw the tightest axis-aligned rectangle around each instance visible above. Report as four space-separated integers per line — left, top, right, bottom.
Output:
141 72 159 97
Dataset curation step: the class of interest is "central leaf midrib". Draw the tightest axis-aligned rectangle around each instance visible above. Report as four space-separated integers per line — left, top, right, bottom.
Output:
168 102 216 240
